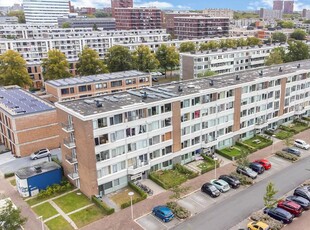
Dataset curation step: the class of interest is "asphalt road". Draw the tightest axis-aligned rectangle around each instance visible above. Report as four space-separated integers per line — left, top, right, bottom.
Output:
173 156 310 230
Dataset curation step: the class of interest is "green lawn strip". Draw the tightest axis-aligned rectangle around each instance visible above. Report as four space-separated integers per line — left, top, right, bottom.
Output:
45 216 73 230
110 186 141 207
53 191 91 214
221 147 242 157
290 123 308 132
242 136 272 149
26 188 74 206
275 130 293 140
69 205 105 228
32 202 58 220
151 170 187 188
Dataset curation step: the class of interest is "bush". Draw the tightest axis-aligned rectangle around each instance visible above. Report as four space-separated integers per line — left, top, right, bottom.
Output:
200 155 219 174
36 180 73 199
279 125 298 134
264 130 274 136
302 116 310 122
91 196 114 215
4 172 15 178
174 164 198 179
236 141 256 152
166 201 190 219
51 157 62 166
128 182 147 199
275 151 298 162
251 211 283 230
149 172 169 189
230 172 253 185
215 149 234 160
120 196 145 209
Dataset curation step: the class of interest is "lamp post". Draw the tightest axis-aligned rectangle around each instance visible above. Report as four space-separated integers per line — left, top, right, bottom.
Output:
128 192 134 220
37 216 44 230
214 156 218 179
272 134 276 154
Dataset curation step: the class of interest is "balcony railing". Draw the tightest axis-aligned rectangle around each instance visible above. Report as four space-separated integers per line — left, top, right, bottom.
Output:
61 123 74 132
64 138 76 149
128 161 150 175
65 155 78 164
68 171 79 180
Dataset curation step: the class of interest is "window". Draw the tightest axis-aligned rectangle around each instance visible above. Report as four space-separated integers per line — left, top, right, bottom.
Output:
111 146 125 158
150 149 161 159
148 120 160 131
192 97 200 106
95 118 107 128
192 110 200 119
181 99 190 108
78 85 91 92
103 181 112 189
162 160 172 167
96 150 110 162
125 78 136 85
61 88 69 95
111 80 122 87
161 103 171 113
95 83 107 89
148 106 159 116
111 130 124 142
149 135 160 145
94 134 109 145
182 126 190 136
139 77 149 83
126 127 136 137
191 123 200 133
110 114 123 125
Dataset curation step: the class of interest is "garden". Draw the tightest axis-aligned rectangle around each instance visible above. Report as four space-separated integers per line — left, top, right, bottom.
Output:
275 130 293 140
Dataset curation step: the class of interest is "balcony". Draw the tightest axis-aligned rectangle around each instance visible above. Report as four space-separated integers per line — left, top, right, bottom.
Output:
295 108 306 115
64 138 76 149
68 171 79 180
65 155 78 165
61 123 74 132
128 161 150 175
255 120 268 129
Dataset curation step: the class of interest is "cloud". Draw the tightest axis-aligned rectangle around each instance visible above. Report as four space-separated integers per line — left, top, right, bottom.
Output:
134 1 173 8
0 0 21 7
71 0 111 8
248 0 310 11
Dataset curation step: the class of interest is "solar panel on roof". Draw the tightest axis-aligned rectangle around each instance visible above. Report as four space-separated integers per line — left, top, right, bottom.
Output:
48 80 61 86
104 96 118 102
127 90 142 98
57 79 69 86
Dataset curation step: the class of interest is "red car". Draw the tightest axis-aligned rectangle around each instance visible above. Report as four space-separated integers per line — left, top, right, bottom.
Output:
277 200 303 217
254 159 271 170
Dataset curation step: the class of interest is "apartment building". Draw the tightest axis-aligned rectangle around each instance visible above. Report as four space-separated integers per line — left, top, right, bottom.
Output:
57 18 116 30
0 16 18 24
273 0 284 10
259 8 283 20
180 43 289 80
231 19 258 28
283 1 294 14
56 60 310 197
302 9 310 19
0 86 59 157
45 71 152 102
111 0 133 17
202 9 234 19
174 16 230 39
114 7 162 30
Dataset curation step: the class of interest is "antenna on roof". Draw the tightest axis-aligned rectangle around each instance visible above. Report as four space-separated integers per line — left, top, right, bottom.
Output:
209 80 214 86
96 101 102 108
142 92 147 99
297 64 301 68
178 86 183 92
259 70 263 76
279 67 282 72
236 75 240 80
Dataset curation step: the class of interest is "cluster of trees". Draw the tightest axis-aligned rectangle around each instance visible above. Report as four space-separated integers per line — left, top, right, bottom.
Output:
7 10 25 23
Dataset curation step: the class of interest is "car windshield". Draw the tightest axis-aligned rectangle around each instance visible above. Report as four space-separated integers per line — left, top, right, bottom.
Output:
210 185 217 191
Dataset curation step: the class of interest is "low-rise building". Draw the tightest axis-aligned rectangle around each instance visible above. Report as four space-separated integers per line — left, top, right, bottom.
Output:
0 16 18 24
45 71 152 102
203 8 234 19
57 17 116 30
0 86 59 157
56 60 310 197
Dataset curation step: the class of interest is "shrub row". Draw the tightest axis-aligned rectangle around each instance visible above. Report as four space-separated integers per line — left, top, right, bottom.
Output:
120 196 145 209
293 119 308 127
230 172 253 186
167 201 190 219
275 151 299 162
302 116 310 122
251 211 283 230
91 196 114 215
200 155 219 174
4 172 15 178
37 181 72 199
128 181 147 199
235 141 256 153
215 149 235 161
149 172 169 189
174 164 198 179
264 130 274 136
279 125 298 134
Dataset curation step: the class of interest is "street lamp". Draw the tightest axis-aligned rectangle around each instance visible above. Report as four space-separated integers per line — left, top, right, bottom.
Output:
272 134 276 154
37 216 44 230
214 156 218 179
128 192 134 220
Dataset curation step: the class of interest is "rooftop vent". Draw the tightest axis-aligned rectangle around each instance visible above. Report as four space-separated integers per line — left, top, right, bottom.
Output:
236 75 240 80
297 64 301 68
142 92 147 99
279 67 283 72
96 101 102 108
178 86 183 92
259 70 263 77
209 80 214 86
34 166 42 173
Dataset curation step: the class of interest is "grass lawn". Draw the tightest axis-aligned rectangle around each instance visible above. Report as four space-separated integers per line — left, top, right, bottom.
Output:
32 202 58 220
275 130 293 140
151 170 187 188
53 191 91 214
45 216 73 230
286 122 308 133
197 162 213 171
9 179 16 186
243 136 272 149
26 188 74 206
110 186 141 207
69 205 105 228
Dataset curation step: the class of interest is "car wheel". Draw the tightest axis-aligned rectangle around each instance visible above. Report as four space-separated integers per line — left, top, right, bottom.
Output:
33 157 38 160
220 189 223 193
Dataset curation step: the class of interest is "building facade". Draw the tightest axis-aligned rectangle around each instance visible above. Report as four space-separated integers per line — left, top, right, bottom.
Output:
0 86 59 157
202 9 234 19
57 18 116 30
56 60 310 197
174 16 230 39
23 0 70 25
111 0 133 16
259 8 283 20
302 9 310 19
283 1 294 14
45 71 152 102
273 0 284 10
0 16 18 24
114 7 162 30
180 43 290 80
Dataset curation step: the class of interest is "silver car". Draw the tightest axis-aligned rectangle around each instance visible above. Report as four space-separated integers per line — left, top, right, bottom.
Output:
210 179 230 193
30 148 51 160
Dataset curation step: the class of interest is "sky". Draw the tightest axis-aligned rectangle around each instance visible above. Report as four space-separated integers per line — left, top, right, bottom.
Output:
1 0 310 11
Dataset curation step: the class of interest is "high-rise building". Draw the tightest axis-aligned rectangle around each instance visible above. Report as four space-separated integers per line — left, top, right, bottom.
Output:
283 1 294 14
259 8 283 20
111 0 133 16
23 0 70 25
302 9 310 19
202 9 234 19
273 0 284 11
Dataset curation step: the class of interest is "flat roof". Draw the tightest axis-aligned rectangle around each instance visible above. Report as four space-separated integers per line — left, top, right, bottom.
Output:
46 70 149 87
57 59 310 117
15 161 61 179
0 87 55 116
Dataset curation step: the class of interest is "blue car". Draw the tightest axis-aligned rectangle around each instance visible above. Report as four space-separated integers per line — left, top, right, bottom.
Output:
152 206 174 222
263 207 293 224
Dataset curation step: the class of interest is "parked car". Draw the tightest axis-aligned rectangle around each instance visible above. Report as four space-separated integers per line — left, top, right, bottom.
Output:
277 200 303 217
236 166 258 179
286 195 310 210
152 77 158 82
201 182 220 198
282 147 301 157
294 139 310 150
219 175 241 189
30 148 51 160
152 206 174 222
294 187 310 201
210 179 230 193
254 159 272 170
247 221 270 230
263 207 294 224
249 162 265 174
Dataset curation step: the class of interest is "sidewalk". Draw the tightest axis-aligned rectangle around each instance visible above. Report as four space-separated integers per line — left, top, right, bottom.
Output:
82 130 310 230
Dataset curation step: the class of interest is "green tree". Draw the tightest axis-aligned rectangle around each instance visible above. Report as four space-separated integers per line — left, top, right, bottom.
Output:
234 150 250 167
169 185 190 200
42 49 71 80
304 19 310 24
286 41 310 62
132 45 159 72
105 45 132 72
179 42 196 53
76 47 108 76
236 38 248 47
219 39 237 48
0 50 32 87
156 45 179 76
7 11 25 23
280 21 294 28
198 70 217 78
284 137 294 148
265 48 285 66
0 200 27 230
93 23 98 31
263 182 279 208
199 41 219 51
271 32 287 43
290 29 307 40
95 11 111 18
246 37 261 46
62 22 71 28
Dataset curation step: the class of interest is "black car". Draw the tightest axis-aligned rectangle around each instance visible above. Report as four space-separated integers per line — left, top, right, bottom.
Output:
263 207 293 224
201 183 220 198
219 175 241 189
236 166 258 179
294 187 310 201
249 162 265 174
286 195 310 210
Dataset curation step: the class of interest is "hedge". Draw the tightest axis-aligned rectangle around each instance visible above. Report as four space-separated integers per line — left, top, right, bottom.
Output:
120 196 145 209
235 141 256 153
4 172 15 178
215 149 235 161
200 155 219 174
174 164 198 179
279 125 298 134
149 172 169 189
302 116 310 122
128 181 147 199
275 151 298 162
91 196 115 215
264 130 274 136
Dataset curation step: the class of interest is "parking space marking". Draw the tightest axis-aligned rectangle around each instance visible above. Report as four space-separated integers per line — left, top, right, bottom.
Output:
135 213 168 230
